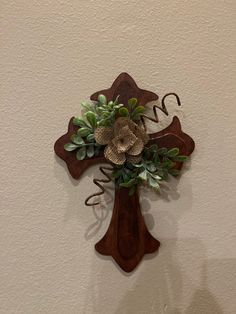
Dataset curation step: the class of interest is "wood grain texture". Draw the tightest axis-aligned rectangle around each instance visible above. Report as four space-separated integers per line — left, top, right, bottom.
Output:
54 73 195 272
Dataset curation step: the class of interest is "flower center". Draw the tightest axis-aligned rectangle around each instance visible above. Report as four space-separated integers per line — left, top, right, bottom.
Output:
112 125 137 153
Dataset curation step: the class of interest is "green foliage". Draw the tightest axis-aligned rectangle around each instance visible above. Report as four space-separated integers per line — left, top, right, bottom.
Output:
64 105 101 160
85 111 97 128
86 145 94 158
126 97 145 121
64 94 126 159
71 96 147 145
119 107 129 117
77 127 91 137
96 95 124 126
76 147 86 160
128 98 138 111
112 144 188 194
73 117 89 128
131 106 145 121
71 134 84 145
98 94 107 105
64 143 79 151
87 134 95 142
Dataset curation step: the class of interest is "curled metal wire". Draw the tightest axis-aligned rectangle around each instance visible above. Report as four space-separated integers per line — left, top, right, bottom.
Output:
85 166 114 206
140 92 181 131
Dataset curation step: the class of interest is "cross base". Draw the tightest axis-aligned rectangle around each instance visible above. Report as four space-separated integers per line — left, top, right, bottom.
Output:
95 187 160 272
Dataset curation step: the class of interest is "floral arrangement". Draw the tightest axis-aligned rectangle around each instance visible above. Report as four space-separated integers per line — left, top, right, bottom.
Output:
64 95 188 196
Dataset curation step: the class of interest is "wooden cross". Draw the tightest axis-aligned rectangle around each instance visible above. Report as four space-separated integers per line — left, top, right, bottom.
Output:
54 73 195 272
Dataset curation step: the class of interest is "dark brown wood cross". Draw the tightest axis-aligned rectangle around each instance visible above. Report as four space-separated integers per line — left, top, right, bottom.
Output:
54 73 195 272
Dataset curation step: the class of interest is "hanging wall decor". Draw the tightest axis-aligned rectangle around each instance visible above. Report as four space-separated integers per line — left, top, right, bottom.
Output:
54 73 195 272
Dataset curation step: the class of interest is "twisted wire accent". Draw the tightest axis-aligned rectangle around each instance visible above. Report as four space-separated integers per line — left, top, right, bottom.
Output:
85 166 114 206
140 92 181 131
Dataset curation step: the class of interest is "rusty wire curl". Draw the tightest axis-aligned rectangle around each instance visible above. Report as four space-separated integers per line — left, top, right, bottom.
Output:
140 92 181 131
85 166 114 206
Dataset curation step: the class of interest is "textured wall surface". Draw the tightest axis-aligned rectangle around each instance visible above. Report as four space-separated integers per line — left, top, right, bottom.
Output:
1 1 236 313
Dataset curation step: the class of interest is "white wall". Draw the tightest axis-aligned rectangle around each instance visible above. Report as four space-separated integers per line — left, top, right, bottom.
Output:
1 1 236 313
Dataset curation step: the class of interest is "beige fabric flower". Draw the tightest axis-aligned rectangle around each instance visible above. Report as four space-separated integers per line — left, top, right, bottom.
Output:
94 117 149 165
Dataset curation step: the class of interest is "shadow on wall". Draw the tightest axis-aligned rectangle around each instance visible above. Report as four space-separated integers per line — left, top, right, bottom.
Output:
114 242 232 314
84 238 235 314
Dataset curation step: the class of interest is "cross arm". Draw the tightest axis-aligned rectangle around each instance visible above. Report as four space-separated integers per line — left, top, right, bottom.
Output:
147 116 195 170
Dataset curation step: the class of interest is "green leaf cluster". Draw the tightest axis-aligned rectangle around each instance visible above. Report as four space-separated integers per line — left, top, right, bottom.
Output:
64 94 125 160
78 94 125 127
71 96 146 139
64 132 101 160
112 145 188 194
64 107 102 160
95 95 124 126
116 98 145 121
127 98 145 121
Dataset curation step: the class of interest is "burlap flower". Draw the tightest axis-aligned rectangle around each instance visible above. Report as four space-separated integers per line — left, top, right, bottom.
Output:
94 117 149 165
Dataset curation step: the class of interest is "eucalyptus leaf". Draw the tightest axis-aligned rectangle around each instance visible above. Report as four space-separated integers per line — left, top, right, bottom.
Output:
167 148 180 157
162 158 175 168
86 145 94 158
73 117 88 127
71 134 84 145
119 107 129 117
85 111 97 128
81 101 94 112
87 134 95 142
138 170 147 180
64 143 79 151
77 127 91 137
146 163 156 172
76 147 86 160
172 155 188 162
148 176 160 188
98 94 107 105
150 173 162 180
132 105 145 116
114 104 124 109
133 163 143 168
128 98 138 111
